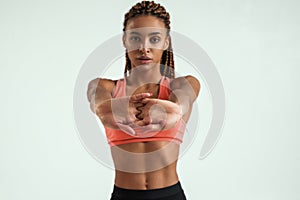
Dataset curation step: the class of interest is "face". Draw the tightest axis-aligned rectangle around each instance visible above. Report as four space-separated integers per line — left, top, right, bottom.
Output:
123 15 170 69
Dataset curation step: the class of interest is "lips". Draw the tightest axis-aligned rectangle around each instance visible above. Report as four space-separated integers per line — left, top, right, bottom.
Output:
137 56 152 60
137 56 152 64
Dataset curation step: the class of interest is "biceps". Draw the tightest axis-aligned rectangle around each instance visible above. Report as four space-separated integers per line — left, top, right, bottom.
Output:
170 76 200 103
88 79 113 102
87 78 100 103
87 78 114 113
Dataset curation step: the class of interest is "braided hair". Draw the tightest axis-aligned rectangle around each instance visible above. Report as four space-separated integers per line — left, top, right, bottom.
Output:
123 1 175 78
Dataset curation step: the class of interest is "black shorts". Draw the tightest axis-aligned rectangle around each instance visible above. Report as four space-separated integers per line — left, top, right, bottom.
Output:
110 181 187 200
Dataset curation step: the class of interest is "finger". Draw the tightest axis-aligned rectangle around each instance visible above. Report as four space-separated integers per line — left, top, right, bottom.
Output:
130 93 152 102
159 119 167 128
147 116 167 125
141 116 151 125
116 123 136 136
135 105 144 116
134 123 164 137
142 98 173 107
127 113 138 124
133 120 146 126
141 98 158 104
144 98 182 115
136 112 144 120
135 105 144 113
141 101 153 112
129 106 139 115
134 102 144 108
138 104 164 121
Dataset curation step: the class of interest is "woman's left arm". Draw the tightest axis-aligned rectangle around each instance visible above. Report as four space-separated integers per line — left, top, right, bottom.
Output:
134 75 200 133
169 75 201 119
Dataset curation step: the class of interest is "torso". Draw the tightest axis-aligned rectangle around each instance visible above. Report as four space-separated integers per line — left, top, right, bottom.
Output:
106 78 187 190
112 141 180 189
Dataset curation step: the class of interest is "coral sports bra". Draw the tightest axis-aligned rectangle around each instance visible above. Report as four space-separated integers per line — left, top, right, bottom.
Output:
104 76 186 147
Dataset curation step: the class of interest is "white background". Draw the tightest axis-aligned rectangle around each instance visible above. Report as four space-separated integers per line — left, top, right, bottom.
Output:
1 0 299 199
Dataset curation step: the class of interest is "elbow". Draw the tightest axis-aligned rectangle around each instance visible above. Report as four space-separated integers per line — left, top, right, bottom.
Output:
186 75 201 99
87 78 100 103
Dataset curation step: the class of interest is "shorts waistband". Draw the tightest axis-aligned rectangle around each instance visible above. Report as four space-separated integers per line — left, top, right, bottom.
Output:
112 181 183 199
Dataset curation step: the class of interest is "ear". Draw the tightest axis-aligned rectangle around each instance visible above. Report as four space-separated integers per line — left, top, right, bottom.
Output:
163 35 170 50
122 34 126 48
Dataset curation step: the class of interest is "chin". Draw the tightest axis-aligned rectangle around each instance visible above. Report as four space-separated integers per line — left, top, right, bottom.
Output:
131 62 157 71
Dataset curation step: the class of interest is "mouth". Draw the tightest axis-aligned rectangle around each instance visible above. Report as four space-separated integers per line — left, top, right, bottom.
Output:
137 56 153 64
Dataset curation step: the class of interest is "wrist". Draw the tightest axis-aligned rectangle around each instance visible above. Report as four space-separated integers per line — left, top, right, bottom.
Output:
177 100 189 116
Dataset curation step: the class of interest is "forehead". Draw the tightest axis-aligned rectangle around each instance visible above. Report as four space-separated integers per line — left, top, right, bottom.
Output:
125 15 167 31
125 27 166 36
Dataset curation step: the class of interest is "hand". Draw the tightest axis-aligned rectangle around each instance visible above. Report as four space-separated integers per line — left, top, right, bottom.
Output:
96 93 152 135
132 98 183 136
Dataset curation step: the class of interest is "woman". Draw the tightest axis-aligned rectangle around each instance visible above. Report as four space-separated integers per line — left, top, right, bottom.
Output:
87 1 200 199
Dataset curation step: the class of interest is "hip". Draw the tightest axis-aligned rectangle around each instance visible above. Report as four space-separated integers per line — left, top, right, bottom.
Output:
110 181 187 200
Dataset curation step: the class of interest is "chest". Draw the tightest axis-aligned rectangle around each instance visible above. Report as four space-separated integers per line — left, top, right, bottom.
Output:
126 83 160 98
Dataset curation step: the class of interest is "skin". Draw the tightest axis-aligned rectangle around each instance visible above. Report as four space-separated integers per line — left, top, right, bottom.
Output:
87 15 200 189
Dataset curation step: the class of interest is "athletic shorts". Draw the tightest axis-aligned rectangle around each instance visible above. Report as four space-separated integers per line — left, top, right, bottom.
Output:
110 181 187 200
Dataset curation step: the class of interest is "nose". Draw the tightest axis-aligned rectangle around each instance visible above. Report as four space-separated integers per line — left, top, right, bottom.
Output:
138 40 150 54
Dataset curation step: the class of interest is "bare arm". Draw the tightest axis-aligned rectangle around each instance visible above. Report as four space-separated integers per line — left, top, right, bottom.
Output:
87 78 120 128
169 75 201 120
136 75 201 131
87 78 151 135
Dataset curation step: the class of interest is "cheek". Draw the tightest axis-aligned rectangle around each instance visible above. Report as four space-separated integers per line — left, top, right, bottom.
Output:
127 51 137 60
152 50 164 60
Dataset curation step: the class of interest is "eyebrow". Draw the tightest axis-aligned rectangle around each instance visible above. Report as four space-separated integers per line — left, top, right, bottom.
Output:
129 31 162 36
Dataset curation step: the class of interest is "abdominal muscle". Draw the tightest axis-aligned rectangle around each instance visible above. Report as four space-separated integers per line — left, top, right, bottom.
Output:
111 141 180 190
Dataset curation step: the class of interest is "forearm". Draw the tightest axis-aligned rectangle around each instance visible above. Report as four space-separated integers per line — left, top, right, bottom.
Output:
98 112 121 129
92 100 125 130
87 78 114 113
169 75 200 115
87 78 131 130
168 89 191 115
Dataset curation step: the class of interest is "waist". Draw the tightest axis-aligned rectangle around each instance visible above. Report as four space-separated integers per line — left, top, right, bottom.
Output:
111 141 180 173
112 180 184 199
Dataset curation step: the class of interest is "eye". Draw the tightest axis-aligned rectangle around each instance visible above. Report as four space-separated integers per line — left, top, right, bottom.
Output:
150 36 160 44
129 36 141 42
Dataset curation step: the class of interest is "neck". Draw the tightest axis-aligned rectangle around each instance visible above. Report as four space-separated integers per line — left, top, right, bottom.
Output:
126 63 163 86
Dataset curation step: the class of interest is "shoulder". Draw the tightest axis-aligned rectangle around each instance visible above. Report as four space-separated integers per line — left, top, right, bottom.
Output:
88 78 116 92
87 78 117 102
170 75 201 92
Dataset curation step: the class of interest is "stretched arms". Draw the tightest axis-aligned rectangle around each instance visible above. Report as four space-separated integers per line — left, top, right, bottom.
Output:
87 75 200 135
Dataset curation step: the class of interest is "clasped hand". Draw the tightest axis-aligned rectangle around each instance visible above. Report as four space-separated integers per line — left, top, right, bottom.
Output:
96 93 183 136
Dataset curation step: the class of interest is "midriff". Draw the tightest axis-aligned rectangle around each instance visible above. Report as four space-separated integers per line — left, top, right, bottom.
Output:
111 141 180 190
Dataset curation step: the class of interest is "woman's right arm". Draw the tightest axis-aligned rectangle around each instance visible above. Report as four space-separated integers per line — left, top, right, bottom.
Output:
87 78 151 135
87 78 119 127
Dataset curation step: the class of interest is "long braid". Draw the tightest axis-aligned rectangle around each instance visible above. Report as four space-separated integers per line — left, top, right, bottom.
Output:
123 1 175 79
